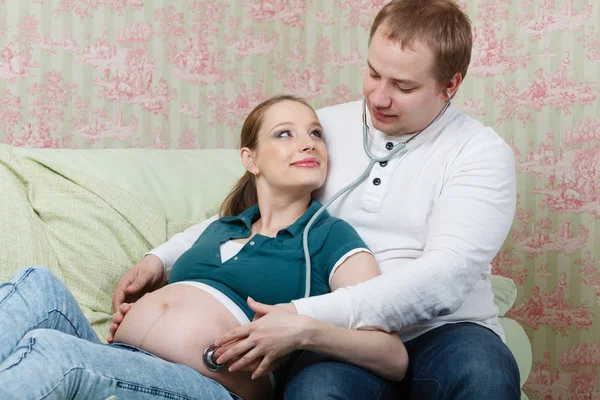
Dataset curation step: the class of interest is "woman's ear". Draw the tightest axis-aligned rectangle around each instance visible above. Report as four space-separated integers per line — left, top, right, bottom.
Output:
241 147 259 176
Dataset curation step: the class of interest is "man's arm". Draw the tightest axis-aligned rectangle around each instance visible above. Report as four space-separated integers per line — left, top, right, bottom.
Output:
215 299 408 381
292 136 517 332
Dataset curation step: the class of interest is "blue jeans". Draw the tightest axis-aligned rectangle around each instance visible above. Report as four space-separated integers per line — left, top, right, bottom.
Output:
282 322 520 399
0 267 238 400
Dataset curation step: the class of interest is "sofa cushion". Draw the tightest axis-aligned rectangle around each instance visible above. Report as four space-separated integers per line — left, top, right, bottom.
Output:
490 274 518 316
12 147 244 223
499 317 532 389
1 145 166 339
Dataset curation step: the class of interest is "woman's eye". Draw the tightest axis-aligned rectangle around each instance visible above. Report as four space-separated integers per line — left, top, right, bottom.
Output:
277 130 292 138
311 130 323 139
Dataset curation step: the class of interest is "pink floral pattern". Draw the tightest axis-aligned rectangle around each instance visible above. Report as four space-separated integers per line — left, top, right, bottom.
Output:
0 2 598 398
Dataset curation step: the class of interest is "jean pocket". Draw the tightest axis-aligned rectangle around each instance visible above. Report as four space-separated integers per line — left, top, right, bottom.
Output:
228 392 243 400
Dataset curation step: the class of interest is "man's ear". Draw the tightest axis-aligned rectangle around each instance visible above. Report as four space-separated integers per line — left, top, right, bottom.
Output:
444 72 463 98
241 147 259 176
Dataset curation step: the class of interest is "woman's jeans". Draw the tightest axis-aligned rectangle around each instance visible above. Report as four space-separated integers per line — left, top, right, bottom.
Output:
0 267 238 400
283 322 521 400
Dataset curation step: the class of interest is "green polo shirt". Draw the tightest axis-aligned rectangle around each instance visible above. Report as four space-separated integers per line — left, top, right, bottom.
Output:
168 199 369 321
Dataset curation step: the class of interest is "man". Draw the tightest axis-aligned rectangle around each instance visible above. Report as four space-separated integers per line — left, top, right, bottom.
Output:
215 0 520 398
114 0 521 398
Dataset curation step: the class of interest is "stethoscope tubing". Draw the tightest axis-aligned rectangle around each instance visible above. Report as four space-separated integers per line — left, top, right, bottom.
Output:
301 90 452 298
203 90 453 372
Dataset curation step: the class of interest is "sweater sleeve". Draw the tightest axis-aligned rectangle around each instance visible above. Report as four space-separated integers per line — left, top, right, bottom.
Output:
147 214 219 275
292 135 517 332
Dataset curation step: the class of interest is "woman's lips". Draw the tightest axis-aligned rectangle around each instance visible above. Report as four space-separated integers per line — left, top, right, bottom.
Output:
291 158 319 167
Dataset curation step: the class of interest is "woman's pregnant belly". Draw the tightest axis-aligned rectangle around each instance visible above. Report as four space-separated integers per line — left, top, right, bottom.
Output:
113 283 271 400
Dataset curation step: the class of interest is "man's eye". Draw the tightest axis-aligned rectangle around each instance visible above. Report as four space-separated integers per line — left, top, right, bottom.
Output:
397 86 414 93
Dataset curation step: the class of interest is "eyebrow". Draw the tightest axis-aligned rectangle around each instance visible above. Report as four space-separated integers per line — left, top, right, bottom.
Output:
367 61 419 86
269 121 323 133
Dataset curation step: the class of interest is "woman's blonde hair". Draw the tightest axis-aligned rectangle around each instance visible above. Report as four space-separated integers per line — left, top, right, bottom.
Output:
219 95 314 217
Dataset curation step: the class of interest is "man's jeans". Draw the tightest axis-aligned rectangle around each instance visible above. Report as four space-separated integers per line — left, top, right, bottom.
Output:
0 267 238 400
283 322 521 400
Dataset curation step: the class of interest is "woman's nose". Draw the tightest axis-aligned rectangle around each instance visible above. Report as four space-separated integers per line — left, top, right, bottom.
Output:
302 135 316 152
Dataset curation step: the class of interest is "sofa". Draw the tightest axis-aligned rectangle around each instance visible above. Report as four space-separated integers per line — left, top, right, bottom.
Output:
0 144 532 398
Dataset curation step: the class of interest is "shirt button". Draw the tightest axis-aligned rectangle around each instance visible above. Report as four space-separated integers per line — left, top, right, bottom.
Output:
373 178 381 186
241 217 246 221
250 241 255 246
386 142 394 150
215 254 219 258
234 256 239 261
379 161 388 167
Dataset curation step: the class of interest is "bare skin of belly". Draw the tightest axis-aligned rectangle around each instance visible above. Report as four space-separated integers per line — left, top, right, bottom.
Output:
113 283 271 400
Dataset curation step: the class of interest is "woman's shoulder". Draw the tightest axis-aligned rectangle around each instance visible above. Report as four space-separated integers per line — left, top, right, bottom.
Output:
312 213 362 241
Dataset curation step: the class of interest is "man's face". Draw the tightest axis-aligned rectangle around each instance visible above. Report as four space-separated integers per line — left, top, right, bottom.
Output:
363 28 448 136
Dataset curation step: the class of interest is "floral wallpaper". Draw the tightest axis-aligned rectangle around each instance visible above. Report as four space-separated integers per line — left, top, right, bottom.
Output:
0 1 598 398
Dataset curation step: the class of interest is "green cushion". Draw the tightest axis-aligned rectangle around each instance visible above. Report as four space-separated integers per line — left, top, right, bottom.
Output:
0 145 170 339
490 274 517 316
500 317 533 389
12 147 244 223
2 146 246 339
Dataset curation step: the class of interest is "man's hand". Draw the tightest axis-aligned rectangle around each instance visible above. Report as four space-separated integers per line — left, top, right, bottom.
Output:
213 298 307 379
252 301 297 321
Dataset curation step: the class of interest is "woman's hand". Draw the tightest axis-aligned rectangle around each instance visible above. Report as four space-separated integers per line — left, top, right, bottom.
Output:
214 298 309 379
112 255 165 314
107 302 131 343
109 255 165 342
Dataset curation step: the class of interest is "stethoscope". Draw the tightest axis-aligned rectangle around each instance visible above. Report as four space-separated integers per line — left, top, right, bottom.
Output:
202 89 453 372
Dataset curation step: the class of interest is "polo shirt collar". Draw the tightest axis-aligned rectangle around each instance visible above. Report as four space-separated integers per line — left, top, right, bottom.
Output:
280 199 325 238
219 204 261 230
219 199 326 238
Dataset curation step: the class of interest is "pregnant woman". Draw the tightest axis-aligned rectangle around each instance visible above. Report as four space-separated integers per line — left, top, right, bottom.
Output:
0 95 407 400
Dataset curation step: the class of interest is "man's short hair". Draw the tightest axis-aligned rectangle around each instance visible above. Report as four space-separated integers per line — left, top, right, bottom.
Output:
369 0 473 86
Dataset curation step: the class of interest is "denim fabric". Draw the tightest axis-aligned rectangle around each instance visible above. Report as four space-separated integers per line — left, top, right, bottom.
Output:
282 322 520 400
0 267 237 400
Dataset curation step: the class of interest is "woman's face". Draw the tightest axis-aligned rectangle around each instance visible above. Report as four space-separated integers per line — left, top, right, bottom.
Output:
245 100 327 196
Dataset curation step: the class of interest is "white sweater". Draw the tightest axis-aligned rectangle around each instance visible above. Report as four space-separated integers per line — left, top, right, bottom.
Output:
291 101 516 342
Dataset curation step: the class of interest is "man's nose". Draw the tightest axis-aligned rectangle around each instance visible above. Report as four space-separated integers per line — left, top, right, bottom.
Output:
369 82 393 108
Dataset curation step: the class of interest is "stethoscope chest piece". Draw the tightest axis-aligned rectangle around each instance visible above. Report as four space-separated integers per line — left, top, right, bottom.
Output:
203 344 225 372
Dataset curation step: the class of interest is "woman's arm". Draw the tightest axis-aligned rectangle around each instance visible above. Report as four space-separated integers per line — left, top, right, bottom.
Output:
147 214 219 279
215 252 408 381
109 215 218 341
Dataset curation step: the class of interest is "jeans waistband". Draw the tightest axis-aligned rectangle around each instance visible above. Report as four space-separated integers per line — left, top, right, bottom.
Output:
110 343 244 400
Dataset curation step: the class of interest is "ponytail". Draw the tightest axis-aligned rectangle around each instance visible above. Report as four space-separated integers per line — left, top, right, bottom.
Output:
219 171 258 217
